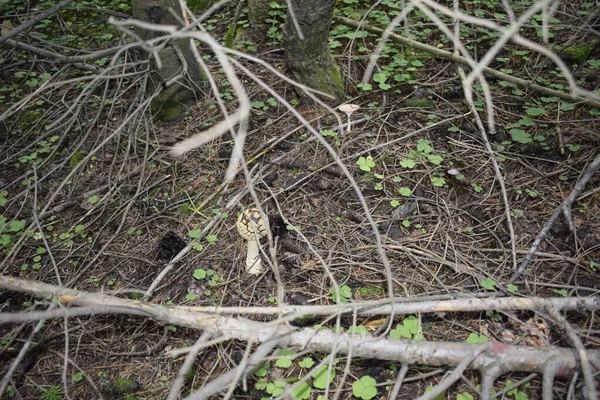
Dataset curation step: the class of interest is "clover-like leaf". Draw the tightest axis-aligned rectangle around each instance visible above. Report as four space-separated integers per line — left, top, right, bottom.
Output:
400 159 416 169
352 375 377 400
275 349 296 368
466 333 489 344
480 277 497 291
313 365 335 389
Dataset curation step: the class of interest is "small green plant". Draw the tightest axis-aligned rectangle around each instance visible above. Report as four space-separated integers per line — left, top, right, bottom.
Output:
73 372 84 383
506 284 519 293
313 364 336 389
352 375 378 400
480 277 497 291
40 385 63 400
424 385 445 400
390 315 423 340
398 187 412 197
486 310 503 322
292 382 312 400
329 285 352 304
431 176 446 187
457 392 475 400
400 159 416 169
356 156 376 172
466 333 489 344
553 288 568 297
347 325 369 334
505 379 530 400
298 357 314 368
275 349 296 369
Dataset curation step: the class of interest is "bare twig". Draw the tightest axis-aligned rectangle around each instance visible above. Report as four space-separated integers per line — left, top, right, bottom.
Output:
0 0 76 44
509 153 600 284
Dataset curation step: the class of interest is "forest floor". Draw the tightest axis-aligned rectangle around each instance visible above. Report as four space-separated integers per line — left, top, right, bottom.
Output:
1 1 600 399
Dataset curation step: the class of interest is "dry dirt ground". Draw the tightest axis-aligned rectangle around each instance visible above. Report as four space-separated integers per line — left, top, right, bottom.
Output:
1 3 600 399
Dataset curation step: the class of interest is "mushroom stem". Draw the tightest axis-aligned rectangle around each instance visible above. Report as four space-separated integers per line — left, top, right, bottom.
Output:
338 104 360 133
245 239 262 274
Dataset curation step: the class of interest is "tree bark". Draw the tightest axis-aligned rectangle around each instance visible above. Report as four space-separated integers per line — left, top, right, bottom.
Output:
132 0 205 120
247 0 271 26
283 0 344 105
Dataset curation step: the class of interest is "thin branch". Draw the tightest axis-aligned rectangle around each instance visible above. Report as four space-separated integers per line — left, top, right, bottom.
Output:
333 16 600 108
508 153 600 283
0 0 76 44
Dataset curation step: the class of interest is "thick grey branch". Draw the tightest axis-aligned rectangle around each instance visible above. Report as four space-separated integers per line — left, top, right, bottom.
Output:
0 275 598 378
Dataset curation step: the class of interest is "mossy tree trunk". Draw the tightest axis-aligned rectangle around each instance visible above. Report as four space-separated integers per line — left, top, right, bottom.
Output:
247 0 271 26
283 0 344 105
132 0 205 120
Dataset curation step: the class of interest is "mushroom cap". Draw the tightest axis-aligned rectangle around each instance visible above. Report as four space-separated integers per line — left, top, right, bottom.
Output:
236 208 269 241
338 104 360 114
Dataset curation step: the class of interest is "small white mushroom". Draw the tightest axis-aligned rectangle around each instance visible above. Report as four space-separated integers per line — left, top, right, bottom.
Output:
338 104 360 133
447 168 461 176
236 208 269 274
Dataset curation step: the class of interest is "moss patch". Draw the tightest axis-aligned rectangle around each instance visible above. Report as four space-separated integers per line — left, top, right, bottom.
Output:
561 44 593 64
151 99 185 121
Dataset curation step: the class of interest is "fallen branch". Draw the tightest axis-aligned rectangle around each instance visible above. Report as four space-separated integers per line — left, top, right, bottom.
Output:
333 16 600 109
1 275 598 384
0 0 76 44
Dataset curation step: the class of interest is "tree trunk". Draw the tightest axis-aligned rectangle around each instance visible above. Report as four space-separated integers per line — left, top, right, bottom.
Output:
132 0 205 120
283 0 344 105
247 0 271 26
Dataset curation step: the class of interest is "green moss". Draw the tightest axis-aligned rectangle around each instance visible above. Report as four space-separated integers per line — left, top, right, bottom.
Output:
102 378 140 397
186 0 219 14
69 151 85 169
561 44 592 64
151 99 185 121
357 285 384 297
